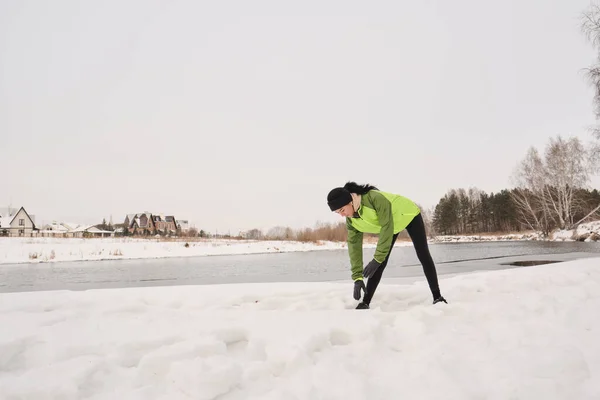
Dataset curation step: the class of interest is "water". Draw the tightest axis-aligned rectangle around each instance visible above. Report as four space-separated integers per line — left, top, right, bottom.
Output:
2 241 600 293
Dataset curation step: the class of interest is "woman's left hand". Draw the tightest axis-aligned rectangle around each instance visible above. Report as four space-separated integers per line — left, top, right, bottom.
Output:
363 259 382 278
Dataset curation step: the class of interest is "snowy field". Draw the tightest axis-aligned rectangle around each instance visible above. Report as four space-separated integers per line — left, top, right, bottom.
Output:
0 237 361 265
0 258 598 399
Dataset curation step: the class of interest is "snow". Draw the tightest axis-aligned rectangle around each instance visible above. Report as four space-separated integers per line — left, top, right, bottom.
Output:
432 232 542 242
552 221 600 242
432 220 600 243
0 237 386 265
0 258 599 399
0 237 415 265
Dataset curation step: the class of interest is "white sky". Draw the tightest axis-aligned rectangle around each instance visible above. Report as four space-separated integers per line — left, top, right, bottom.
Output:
1 0 599 233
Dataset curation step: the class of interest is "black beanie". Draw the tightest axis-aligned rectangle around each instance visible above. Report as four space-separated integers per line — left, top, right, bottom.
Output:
327 187 352 211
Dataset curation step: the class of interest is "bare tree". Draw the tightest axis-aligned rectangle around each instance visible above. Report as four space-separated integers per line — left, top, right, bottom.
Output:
545 136 590 227
511 136 595 233
511 147 552 235
582 3 600 136
581 3 600 167
511 187 551 236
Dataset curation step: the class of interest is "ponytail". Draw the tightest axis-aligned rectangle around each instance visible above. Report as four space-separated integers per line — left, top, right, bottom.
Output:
343 181 378 195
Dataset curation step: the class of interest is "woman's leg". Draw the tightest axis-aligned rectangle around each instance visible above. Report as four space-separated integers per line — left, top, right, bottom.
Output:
362 233 399 305
405 213 442 300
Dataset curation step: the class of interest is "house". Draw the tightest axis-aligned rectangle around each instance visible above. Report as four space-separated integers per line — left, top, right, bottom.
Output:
124 212 179 235
125 212 157 235
153 215 178 233
0 206 38 237
70 225 114 238
38 222 83 237
39 222 88 237
127 212 156 235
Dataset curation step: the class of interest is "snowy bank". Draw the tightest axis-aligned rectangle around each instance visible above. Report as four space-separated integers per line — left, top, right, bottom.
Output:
432 232 542 243
552 220 600 242
0 237 347 265
0 258 599 399
433 220 600 243
0 237 414 265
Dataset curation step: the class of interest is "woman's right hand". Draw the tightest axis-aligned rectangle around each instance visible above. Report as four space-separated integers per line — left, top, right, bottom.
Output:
353 280 366 300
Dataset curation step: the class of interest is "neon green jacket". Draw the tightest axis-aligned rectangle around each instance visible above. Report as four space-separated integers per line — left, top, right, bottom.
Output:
346 190 420 281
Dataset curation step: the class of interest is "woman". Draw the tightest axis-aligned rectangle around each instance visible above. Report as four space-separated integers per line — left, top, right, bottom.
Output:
327 182 447 309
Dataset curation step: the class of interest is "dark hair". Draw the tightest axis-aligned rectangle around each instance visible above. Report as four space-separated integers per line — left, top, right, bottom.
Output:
343 181 378 195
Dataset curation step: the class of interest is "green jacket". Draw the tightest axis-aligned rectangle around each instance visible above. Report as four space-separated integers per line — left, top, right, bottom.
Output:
346 190 420 281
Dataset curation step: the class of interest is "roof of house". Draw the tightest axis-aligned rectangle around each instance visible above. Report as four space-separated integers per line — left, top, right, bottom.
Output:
126 212 180 228
72 225 113 233
86 226 113 234
42 223 70 232
63 222 83 231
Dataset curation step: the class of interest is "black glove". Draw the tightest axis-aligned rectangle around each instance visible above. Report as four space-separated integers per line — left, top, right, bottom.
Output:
363 259 382 279
353 280 366 300
433 295 448 304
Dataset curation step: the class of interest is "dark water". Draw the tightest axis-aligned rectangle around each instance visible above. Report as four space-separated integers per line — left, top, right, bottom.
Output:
2 241 600 293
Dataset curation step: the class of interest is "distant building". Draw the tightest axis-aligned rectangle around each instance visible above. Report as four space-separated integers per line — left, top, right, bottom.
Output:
125 212 156 235
153 215 178 233
39 222 72 237
0 206 38 237
69 225 114 238
124 212 179 235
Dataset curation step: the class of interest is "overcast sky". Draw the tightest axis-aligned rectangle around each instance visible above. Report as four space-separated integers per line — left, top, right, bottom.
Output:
1 0 599 233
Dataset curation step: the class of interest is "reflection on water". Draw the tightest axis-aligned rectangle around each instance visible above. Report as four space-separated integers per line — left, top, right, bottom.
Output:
2 241 600 293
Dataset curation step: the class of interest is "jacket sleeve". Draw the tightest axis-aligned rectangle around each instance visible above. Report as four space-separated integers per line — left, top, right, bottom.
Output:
371 192 394 263
346 218 364 281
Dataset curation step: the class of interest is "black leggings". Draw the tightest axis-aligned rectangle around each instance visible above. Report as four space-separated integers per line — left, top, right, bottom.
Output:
362 213 441 305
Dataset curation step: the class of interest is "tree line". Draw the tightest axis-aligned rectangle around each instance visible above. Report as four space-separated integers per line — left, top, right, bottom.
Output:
432 185 600 237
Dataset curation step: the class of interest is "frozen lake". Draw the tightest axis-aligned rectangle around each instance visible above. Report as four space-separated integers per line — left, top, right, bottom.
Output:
2 240 600 293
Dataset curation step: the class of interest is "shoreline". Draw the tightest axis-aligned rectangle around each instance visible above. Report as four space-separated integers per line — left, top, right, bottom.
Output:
1 225 599 266
0 237 351 266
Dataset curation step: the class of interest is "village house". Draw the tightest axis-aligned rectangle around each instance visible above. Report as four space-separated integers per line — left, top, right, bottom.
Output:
124 212 179 235
152 215 178 233
0 206 38 237
38 222 81 237
69 225 114 238
124 212 155 235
